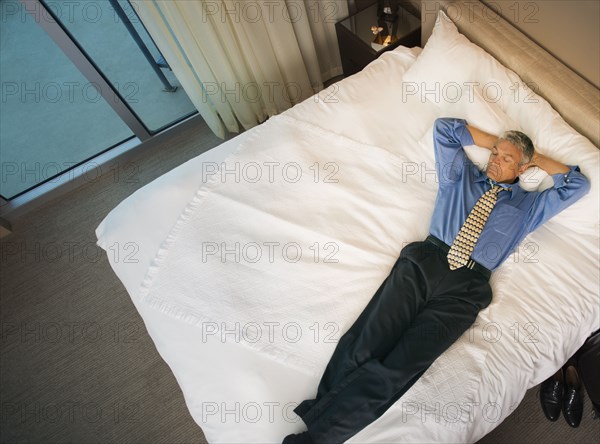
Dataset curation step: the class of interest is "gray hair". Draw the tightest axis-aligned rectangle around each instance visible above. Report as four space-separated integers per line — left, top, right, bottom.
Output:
498 130 534 166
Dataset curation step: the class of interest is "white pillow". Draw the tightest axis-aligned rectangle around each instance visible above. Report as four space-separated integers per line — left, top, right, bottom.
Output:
403 11 528 114
408 10 598 230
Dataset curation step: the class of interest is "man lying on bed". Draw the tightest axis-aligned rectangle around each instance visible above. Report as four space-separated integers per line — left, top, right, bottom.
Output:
283 117 590 444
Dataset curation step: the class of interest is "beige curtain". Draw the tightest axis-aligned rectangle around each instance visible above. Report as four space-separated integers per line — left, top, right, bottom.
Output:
131 0 348 138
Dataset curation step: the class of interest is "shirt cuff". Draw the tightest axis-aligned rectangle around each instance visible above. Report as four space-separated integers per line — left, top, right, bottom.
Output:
551 165 581 187
455 119 475 147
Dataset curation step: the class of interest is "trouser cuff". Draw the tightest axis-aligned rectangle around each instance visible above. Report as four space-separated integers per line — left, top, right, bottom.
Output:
293 399 317 419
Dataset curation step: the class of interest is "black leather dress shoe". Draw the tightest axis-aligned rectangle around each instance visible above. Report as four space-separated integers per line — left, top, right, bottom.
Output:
563 365 584 427
540 368 564 421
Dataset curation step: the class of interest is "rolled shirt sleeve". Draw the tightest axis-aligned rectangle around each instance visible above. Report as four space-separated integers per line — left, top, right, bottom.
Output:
526 165 591 232
433 118 475 184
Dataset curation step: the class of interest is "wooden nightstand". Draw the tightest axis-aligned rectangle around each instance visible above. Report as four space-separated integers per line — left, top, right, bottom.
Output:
335 3 421 77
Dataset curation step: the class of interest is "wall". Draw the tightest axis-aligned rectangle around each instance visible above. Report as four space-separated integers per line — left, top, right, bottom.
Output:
481 0 599 88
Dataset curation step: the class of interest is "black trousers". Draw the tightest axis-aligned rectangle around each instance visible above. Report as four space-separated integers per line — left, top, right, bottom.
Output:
292 239 493 443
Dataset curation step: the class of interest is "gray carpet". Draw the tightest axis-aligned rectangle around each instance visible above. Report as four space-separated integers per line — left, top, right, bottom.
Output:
1 115 598 443
0 116 221 444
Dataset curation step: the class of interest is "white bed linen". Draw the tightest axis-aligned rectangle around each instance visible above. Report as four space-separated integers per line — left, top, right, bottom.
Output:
139 110 441 376
95 25 599 442
96 46 449 443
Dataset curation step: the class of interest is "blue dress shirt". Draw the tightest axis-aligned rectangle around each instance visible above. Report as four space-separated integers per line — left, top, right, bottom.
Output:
428 118 590 271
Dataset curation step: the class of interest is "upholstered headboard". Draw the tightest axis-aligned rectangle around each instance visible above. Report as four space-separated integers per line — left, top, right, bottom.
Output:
420 0 600 148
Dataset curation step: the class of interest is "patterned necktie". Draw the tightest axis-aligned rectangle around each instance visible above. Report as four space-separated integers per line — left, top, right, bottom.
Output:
447 183 504 270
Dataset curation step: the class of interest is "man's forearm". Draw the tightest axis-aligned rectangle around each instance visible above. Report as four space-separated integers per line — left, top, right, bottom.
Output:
530 152 570 175
466 125 496 150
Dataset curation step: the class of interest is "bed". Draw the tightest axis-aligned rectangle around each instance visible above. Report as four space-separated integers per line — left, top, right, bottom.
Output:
95 1 600 442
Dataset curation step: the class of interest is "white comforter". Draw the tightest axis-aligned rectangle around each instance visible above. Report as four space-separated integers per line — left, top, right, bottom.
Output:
96 42 599 443
139 111 440 377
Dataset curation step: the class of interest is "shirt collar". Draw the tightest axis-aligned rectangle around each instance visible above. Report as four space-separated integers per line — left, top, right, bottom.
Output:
472 167 520 198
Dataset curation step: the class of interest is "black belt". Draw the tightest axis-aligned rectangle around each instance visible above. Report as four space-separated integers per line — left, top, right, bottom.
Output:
425 235 492 280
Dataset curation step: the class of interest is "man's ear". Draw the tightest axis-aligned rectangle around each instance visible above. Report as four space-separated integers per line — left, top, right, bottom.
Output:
517 163 530 176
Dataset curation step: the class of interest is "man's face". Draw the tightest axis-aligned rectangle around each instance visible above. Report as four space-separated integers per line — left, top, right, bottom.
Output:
485 140 526 183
